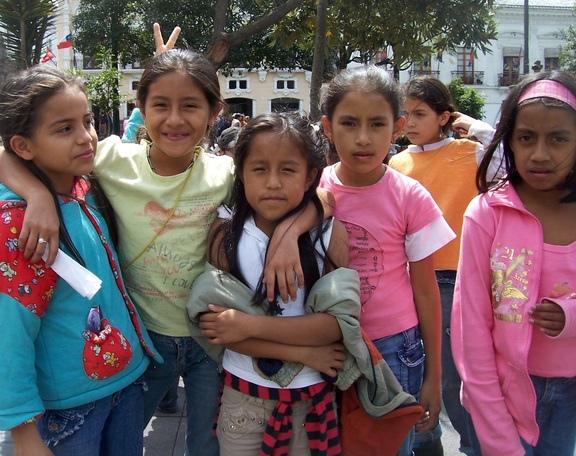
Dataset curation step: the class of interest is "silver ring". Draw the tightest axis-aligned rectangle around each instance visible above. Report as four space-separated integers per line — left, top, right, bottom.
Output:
38 237 47 245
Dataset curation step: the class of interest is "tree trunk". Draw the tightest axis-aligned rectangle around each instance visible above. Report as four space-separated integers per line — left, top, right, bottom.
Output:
310 0 328 120
112 42 121 135
205 0 306 68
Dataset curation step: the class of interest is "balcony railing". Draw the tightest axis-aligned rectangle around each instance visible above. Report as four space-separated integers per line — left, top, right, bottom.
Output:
498 72 520 87
409 70 440 79
451 71 484 85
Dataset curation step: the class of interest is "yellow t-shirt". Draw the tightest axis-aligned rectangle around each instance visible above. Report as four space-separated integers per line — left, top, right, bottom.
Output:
95 136 234 336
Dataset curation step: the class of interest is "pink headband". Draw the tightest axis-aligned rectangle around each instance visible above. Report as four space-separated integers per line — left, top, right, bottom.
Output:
518 80 576 111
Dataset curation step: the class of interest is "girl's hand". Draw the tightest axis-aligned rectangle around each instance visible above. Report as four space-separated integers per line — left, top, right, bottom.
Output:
450 111 476 137
12 423 54 456
14 441 53 456
529 300 566 337
296 343 346 378
198 304 252 344
415 379 442 433
153 22 181 55
262 189 336 303
264 228 303 303
19 193 59 267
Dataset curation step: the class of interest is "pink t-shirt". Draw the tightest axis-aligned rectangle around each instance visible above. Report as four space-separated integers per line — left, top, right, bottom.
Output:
528 240 576 377
320 165 453 340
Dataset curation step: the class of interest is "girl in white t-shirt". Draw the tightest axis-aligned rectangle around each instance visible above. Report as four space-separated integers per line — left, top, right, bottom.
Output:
196 112 352 455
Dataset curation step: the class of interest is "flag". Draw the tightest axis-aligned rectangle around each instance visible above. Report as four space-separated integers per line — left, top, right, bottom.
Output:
437 50 443 63
468 49 475 67
57 33 73 49
41 48 55 63
378 49 387 62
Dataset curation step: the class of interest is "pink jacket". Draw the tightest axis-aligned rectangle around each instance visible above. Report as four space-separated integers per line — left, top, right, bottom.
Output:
451 182 576 456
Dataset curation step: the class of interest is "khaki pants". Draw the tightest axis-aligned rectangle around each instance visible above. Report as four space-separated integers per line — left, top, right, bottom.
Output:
217 385 312 456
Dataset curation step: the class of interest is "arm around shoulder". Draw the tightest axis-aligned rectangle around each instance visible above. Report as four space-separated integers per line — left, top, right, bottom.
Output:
206 217 229 271
325 218 349 271
468 118 496 147
263 187 336 303
0 148 59 266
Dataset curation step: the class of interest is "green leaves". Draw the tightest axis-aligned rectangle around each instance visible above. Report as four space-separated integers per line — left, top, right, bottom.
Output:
272 0 497 75
0 0 57 68
447 78 486 120
78 47 126 115
560 25 576 77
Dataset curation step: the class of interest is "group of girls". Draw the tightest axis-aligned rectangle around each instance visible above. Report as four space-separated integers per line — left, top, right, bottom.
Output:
0 22 575 456
0 25 306 456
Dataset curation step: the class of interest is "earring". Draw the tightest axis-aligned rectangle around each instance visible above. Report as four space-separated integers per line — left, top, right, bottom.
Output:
439 126 446 139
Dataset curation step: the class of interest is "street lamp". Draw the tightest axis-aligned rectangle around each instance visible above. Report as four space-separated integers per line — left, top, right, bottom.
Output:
524 0 530 74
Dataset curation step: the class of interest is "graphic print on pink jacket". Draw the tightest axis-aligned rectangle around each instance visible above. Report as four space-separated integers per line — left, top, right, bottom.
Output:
451 182 576 456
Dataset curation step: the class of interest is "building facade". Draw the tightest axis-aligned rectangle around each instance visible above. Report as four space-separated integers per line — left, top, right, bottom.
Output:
49 0 574 126
399 0 574 124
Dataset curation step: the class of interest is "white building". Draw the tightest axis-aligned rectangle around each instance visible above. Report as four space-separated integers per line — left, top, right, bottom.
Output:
399 0 575 124
50 0 575 125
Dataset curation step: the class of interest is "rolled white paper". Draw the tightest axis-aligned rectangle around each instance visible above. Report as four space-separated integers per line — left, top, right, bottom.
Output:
43 248 102 299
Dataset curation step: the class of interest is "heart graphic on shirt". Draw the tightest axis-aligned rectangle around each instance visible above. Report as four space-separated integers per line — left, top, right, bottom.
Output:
144 201 181 235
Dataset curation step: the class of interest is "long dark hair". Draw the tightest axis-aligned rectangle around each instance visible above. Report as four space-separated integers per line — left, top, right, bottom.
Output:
212 112 332 311
477 70 576 203
403 75 456 136
0 65 117 264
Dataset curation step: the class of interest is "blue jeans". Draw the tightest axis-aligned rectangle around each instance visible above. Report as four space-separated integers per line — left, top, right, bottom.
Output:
36 380 144 456
144 331 220 456
432 270 478 454
158 378 180 412
521 375 576 456
373 326 425 456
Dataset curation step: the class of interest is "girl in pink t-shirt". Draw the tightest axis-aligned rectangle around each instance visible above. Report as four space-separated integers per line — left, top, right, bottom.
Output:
452 70 576 456
318 65 455 456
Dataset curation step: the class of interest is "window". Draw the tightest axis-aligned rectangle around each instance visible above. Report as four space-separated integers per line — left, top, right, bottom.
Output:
451 47 478 84
544 48 560 71
460 48 474 83
82 54 99 69
274 76 297 95
225 98 252 118
545 57 559 71
271 97 300 113
131 81 139 91
500 47 522 86
276 80 295 90
123 60 143 70
227 79 248 91
409 56 439 78
418 55 432 71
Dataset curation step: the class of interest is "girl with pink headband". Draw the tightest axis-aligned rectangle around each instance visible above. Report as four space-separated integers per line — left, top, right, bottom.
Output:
451 70 576 456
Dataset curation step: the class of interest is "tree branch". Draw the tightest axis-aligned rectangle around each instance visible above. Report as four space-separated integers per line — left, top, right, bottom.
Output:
205 0 307 67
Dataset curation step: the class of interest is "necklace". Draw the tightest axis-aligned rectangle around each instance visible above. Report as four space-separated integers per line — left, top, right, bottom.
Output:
146 142 197 174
